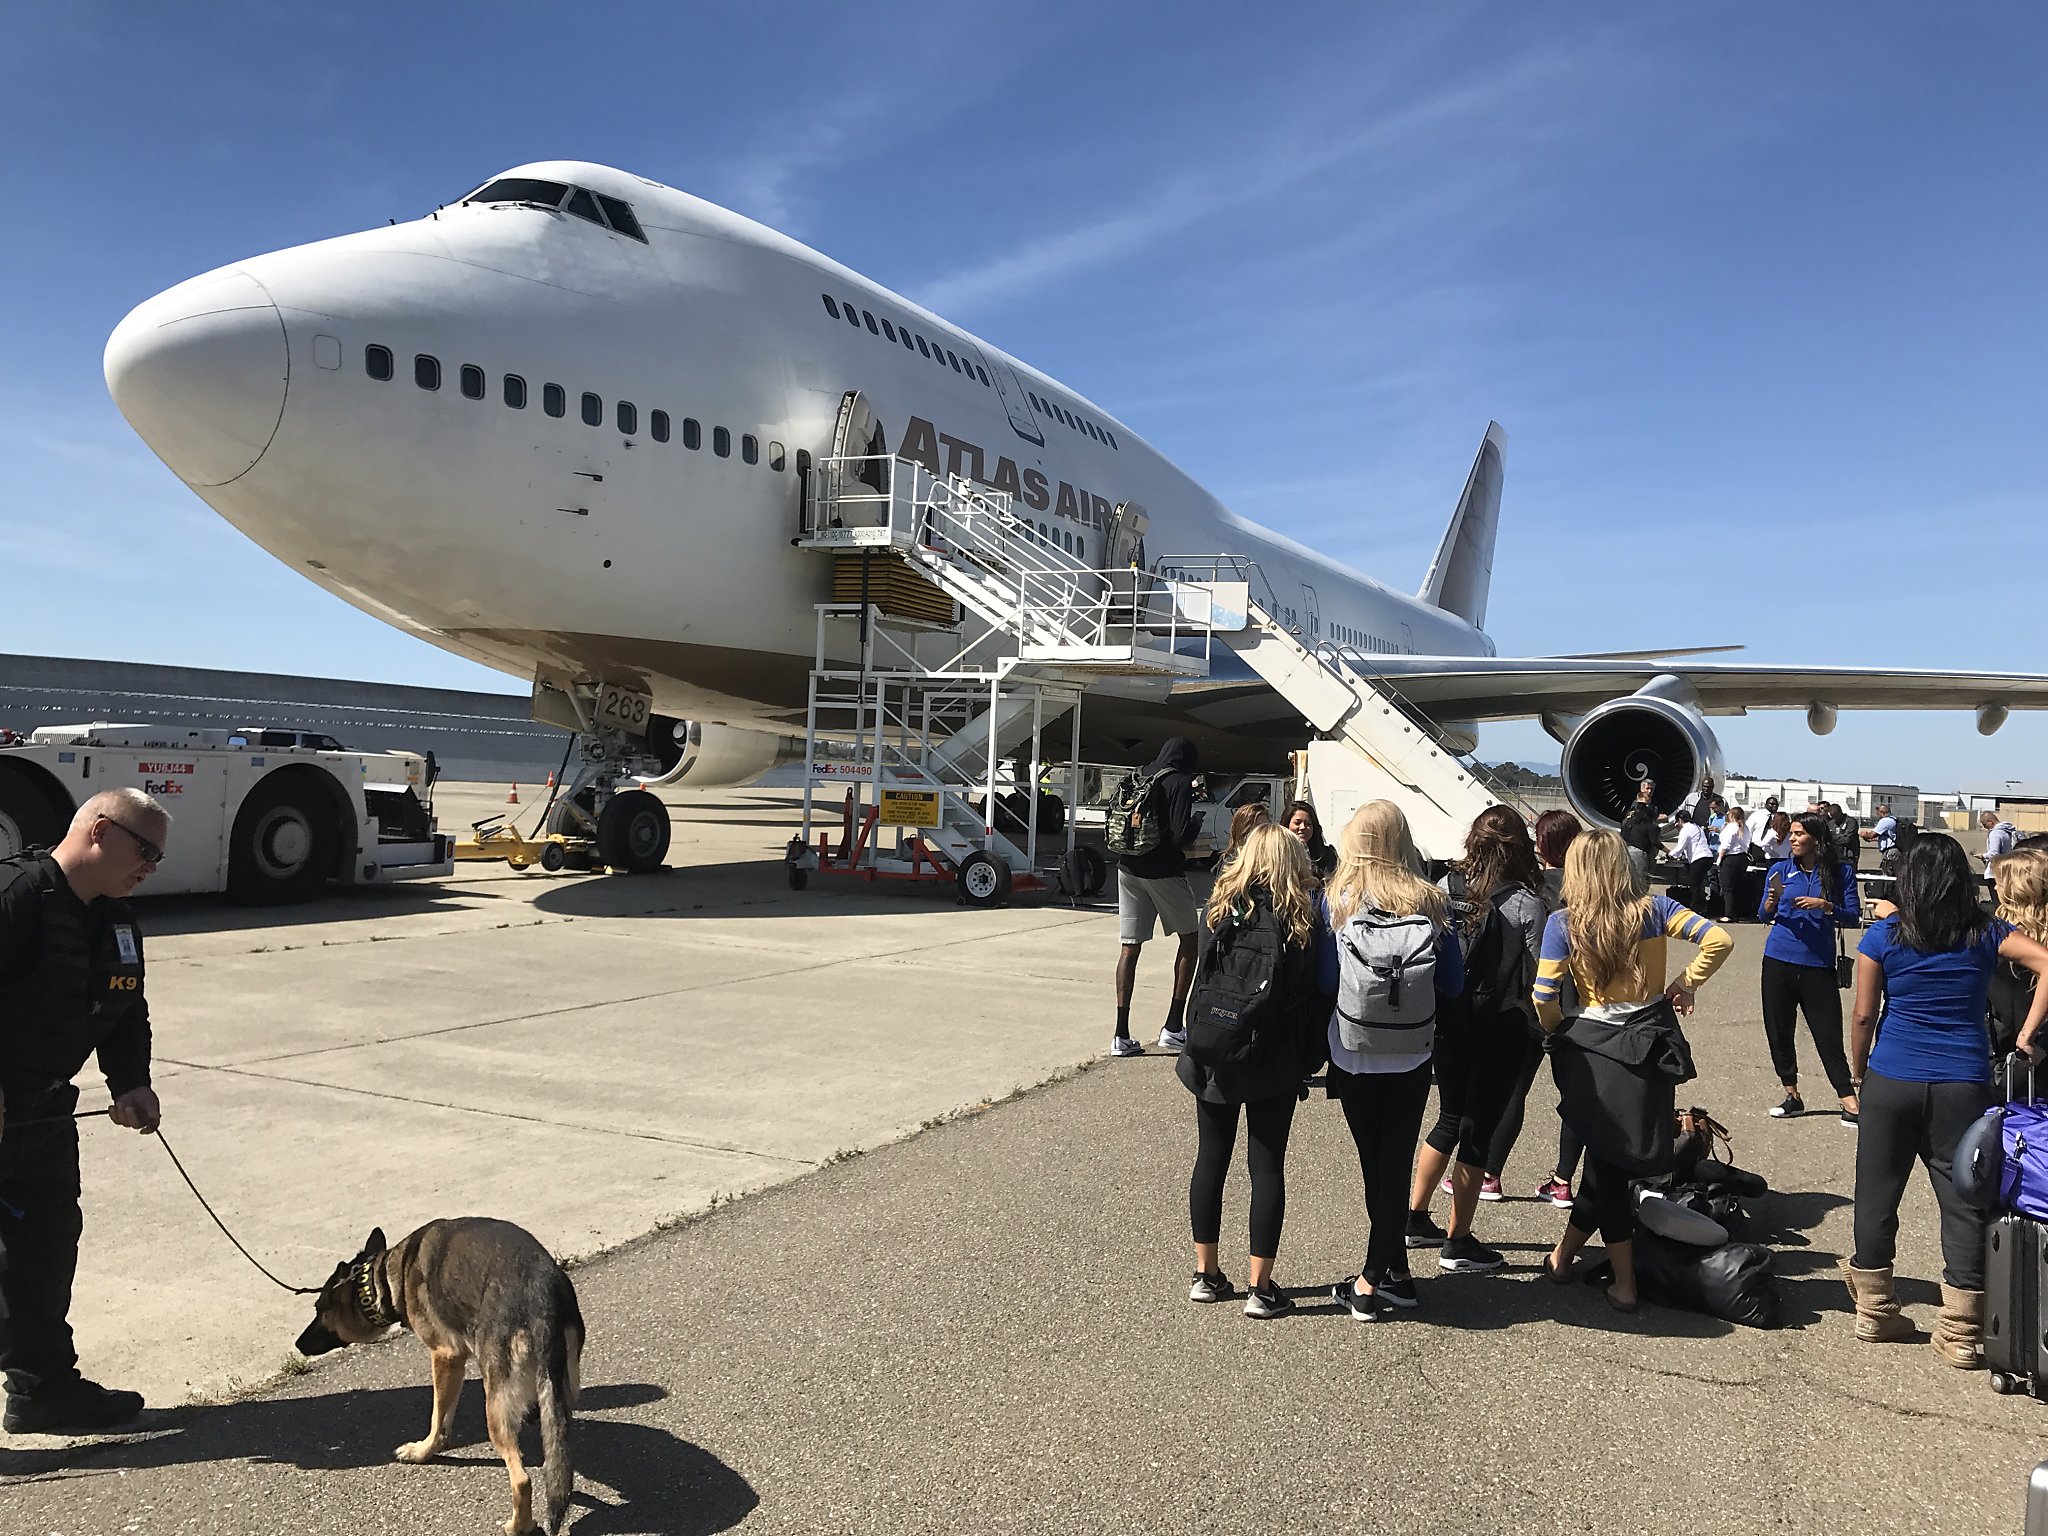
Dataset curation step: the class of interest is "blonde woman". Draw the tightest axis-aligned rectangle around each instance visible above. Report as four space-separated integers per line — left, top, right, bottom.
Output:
1991 846 2048 1058
1178 824 1334 1319
1533 829 1731 1312
1325 801 1465 1320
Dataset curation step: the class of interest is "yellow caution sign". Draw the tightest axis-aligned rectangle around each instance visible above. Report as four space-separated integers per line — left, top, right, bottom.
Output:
877 789 941 827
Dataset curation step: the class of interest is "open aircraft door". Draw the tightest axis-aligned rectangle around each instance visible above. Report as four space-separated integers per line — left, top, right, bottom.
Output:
831 388 889 483
960 344 1044 447
1104 500 1153 627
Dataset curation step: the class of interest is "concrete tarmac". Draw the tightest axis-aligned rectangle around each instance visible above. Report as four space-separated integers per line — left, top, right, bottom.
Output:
1 787 2039 1532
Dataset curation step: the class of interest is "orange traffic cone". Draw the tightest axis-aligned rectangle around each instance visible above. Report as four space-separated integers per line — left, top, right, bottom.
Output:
546 771 556 789
507 782 520 805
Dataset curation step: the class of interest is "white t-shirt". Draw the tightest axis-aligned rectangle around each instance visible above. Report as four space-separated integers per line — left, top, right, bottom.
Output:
1746 808 1775 844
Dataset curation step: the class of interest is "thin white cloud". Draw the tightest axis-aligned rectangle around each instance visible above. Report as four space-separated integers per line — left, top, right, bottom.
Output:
911 35 1617 319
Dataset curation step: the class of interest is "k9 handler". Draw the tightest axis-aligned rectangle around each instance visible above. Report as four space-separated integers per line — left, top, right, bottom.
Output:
0 787 169 1434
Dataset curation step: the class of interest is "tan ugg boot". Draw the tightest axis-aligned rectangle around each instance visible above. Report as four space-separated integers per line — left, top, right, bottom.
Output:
1932 1284 1986 1369
1839 1258 1916 1342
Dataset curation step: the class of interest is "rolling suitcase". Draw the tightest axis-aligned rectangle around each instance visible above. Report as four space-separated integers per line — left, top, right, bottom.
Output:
1987 1055 2048 1397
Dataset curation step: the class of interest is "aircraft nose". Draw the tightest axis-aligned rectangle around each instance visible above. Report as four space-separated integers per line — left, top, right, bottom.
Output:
104 269 287 487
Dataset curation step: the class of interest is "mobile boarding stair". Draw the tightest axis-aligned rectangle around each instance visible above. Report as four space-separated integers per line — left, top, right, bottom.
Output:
791 453 1230 904
1217 598 1531 859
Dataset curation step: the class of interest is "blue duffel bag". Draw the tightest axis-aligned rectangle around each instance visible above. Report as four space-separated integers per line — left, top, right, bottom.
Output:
1962 1054 2048 1220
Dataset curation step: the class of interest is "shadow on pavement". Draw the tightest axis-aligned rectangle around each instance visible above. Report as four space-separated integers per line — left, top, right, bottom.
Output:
133 882 501 938
0 1381 757 1536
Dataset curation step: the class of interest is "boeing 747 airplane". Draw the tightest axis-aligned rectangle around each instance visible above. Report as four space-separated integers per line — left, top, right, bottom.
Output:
90 160 2048 873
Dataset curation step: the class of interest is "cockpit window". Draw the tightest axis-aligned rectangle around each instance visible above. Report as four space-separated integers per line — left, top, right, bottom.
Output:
462 177 651 245
463 178 569 210
595 194 646 243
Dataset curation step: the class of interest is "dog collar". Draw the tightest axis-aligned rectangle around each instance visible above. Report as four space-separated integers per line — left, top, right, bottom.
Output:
353 1259 395 1329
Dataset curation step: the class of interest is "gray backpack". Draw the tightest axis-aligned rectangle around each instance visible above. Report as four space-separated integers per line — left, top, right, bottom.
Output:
1335 906 1440 1055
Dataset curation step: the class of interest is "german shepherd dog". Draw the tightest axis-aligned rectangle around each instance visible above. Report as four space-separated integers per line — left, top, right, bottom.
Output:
295 1219 585 1535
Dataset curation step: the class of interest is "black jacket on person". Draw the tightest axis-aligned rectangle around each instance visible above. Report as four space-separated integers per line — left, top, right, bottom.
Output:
1551 999 1696 1176
1619 804 1663 858
1118 737 1201 880
0 853 153 1110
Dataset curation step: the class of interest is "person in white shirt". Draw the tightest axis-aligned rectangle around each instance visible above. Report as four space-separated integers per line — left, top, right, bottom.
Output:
1982 811 2021 877
1718 805 1753 922
1672 808 1713 909
1746 796 1781 848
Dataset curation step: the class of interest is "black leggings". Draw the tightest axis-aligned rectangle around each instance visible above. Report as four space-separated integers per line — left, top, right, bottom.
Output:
1761 955 1854 1098
1718 855 1750 921
1189 1095 1297 1259
1566 1150 1635 1244
1424 1007 1527 1167
1484 1029 1585 1180
1333 1062 1433 1277
1852 1069 1992 1289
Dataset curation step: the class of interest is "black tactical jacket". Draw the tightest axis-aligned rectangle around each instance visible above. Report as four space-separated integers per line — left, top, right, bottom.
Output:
0 853 152 1109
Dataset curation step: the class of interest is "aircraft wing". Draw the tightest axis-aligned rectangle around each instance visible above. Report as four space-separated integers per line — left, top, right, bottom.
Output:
1366 657 2048 722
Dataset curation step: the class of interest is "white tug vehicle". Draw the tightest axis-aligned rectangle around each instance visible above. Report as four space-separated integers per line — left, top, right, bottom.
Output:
0 722 453 902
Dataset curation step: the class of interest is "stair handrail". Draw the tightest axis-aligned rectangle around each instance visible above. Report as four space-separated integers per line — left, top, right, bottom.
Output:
1314 640 1540 819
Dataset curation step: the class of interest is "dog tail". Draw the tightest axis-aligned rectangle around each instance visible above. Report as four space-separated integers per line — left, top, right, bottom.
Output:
537 1272 583 1534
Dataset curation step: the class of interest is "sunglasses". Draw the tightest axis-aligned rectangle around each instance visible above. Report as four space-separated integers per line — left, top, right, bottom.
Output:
101 818 165 866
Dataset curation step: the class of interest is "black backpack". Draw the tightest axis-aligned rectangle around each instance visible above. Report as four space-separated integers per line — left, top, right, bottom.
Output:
1445 870 1530 1021
1184 897 1287 1071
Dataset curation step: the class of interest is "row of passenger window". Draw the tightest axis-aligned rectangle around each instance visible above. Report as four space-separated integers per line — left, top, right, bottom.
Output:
816 292 1121 454
1028 520 1092 561
363 346 787 469
1025 388 1117 450
820 293 994 389
1332 621 1397 654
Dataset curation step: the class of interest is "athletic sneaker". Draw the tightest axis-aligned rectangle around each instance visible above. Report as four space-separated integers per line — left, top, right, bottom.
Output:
1367 1270 1419 1309
1439 1175 1453 1195
1110 1035 1146 1058
1189 1270 1234 1303
1329 1278 1393 1321
1438 1235 1507 1273
1478 1175 1505 1201
1404 1210 1448 1248
1840 1109 1860 1128
1244 1285 1296 1320
1157 1027 1188 1052
1769 1094 1804 1118
1536 1177 1575 1208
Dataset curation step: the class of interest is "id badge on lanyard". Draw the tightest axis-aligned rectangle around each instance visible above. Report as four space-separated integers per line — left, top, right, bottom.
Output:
113 924 140 966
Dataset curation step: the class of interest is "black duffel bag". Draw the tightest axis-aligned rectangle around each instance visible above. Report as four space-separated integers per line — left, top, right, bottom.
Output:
1627 1228 1782 1328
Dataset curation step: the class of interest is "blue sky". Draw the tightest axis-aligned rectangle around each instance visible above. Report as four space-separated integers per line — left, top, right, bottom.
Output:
2 3 2043 791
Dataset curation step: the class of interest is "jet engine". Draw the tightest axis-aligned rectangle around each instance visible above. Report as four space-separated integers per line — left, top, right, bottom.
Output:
636 717 804 789
1559 675 1725 829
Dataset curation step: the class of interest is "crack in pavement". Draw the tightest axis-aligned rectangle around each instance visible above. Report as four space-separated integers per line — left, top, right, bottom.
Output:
149 1058 820 1165
164 912 1103 1071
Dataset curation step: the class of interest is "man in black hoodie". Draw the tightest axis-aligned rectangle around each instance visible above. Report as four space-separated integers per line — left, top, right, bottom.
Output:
1112 738 1204 1056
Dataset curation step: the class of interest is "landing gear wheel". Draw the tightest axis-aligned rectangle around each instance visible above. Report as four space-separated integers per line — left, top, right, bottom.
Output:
596 789 671 874
787 866 808 890
227 774 336 905
539 841 567 873
1071 844 1108 898
0 767 64 861
956 851 1012 908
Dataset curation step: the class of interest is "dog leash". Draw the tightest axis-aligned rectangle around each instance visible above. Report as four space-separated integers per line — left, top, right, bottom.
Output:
5 1107 322 1295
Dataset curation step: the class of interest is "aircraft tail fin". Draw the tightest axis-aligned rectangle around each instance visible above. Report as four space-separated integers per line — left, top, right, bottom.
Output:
1416 422 1506 631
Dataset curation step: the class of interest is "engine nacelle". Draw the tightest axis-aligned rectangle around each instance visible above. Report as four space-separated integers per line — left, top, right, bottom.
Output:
1560 675 1725 829
635 717 804 789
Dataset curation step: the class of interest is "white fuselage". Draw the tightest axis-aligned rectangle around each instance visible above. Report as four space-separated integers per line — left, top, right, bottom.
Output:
105 161 1490 751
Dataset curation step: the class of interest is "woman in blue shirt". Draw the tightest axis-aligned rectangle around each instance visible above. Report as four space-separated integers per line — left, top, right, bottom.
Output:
1757 814 1861 1122
1844 836 2048 1365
